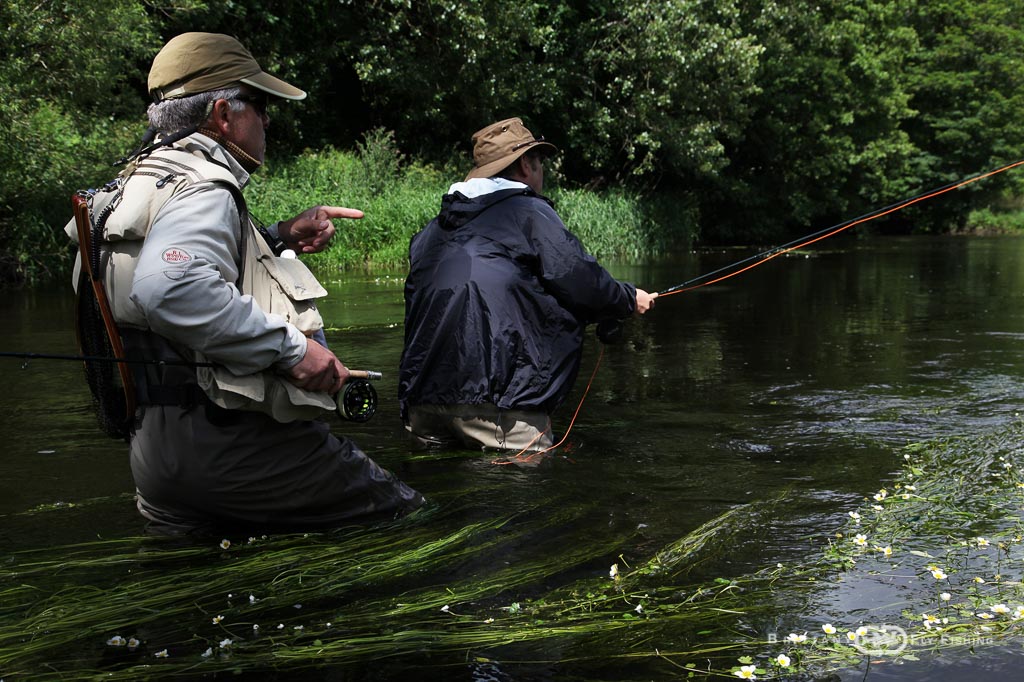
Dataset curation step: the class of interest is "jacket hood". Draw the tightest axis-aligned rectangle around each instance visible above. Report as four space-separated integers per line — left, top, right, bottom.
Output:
437 177 543 231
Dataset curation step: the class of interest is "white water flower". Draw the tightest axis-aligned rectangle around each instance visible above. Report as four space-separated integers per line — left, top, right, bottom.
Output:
219 539 231 550
977 612 995 620
822 623 837 635
212 615 224 625
786 632 807 644
853 534 868 547
127 638 140 649
976 537 991 547
201 647 213 658
106 635 127 647
609 563 619 579
249 594 257 604
219 638 233 648
734 664 757 679
991 604 1010 615
872 505 884 511
154 649 169 658
441 605 450 613
940 592 952 601
875 545 893 557
874 489 888 502
253 624 259 631
848 511 861 522
775 654 791 667
931 568 948 580
974 577 986 584
635 604 644 614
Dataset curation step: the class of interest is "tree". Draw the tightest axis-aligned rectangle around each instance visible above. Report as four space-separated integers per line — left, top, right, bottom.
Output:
903 0 1024 231
702 0 919 242
0 0 157 283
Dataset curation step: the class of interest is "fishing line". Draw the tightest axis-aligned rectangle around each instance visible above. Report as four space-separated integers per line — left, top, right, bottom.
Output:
513 156 1024 464
658 156 1024 297
0 351 215 367
494 345 605 466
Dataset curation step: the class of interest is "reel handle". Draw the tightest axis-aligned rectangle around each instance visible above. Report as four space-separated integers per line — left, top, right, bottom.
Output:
348 369 382 381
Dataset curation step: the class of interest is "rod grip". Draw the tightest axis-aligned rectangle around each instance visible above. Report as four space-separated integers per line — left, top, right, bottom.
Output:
348 369 382 381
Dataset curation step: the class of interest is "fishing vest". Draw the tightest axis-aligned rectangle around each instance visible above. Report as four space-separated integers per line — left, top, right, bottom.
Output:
66 138 335 422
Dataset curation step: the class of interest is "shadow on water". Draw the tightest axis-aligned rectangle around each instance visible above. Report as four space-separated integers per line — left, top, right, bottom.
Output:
3 235 1024 679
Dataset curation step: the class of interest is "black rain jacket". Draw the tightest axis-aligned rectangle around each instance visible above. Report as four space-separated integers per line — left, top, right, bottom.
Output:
399 184 636 417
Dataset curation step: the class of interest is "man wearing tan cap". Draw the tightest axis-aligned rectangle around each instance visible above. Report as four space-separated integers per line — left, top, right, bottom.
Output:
399 117 656 453
68 33 423 532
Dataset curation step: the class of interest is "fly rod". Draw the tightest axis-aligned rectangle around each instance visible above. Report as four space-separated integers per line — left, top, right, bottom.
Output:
658 156 1024 298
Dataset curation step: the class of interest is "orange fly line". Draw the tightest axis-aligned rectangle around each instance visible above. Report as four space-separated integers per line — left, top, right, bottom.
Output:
497 157 1024 464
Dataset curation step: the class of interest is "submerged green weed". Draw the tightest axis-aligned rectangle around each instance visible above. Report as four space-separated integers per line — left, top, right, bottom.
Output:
3 422 1024 680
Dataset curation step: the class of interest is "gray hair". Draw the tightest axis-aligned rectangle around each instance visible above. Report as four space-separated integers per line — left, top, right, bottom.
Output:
146 86 245 134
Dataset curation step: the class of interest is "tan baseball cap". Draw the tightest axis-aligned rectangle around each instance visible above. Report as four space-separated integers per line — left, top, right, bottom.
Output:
148 32 306 102
464 117 558 181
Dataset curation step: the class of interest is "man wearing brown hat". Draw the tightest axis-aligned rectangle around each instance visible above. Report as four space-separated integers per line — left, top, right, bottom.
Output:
398 117 656 453
67 32 423 532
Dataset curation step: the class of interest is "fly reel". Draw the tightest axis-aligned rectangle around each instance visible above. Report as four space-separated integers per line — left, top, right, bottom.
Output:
334 370 381 422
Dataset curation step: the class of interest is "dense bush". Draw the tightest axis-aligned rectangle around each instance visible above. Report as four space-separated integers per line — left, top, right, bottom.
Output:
4 0 1024 285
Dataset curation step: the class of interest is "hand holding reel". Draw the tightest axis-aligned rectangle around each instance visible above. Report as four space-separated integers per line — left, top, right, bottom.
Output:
335 370 381 422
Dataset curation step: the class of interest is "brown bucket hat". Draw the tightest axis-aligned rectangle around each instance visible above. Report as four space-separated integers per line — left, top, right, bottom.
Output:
148 32 306 102
464 117 558 181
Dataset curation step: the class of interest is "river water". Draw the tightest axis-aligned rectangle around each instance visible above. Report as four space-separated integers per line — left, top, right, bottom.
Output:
2 234 1024 680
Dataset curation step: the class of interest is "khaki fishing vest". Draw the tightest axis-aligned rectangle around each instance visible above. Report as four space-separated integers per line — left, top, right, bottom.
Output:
66 141 335 422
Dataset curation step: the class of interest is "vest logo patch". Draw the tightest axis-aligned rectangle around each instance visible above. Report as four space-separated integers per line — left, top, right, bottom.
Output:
161 248 192 264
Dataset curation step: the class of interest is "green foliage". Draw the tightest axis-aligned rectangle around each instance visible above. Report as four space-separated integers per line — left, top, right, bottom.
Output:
249 138 687 271
705 0 920 243
554 188 696 260
5 0 1024 283
561 1 762 184
0 0 157 284
903 0 1024 231
964 207 1024 234
247 135 445 270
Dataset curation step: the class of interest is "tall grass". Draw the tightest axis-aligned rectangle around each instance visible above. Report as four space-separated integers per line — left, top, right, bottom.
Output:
246 129 697 273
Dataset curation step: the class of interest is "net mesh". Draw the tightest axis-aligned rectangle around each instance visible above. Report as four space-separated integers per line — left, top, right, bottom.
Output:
74 187 132 441
75 275 130 440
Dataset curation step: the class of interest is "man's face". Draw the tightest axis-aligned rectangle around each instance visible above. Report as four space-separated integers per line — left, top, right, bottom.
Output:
225 89 270 163
523 154 544 194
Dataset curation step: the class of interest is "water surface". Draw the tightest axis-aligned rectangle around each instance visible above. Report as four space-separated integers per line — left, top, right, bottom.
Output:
2 235 1024 679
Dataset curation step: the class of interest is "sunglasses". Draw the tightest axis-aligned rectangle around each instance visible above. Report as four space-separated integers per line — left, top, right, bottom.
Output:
234 93 270 115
